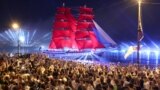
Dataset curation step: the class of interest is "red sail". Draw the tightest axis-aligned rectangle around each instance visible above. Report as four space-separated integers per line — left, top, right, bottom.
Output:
89 31 104 48
64 8 78 48
77 22 93 30
70 32 78 49
50 7 78 49
53 21 69 29
75 31 89 39
49 6 105 50
53 30 71 38
55 14 67 21
54 38 72 48
78 14 94 21
65 8 71 14
80 7 93 14
75 7 94 49
76 39 93 49
65 12 77 31
49 40 56 49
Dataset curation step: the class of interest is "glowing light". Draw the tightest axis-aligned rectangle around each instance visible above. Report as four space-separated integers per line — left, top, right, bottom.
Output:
138 0 142 4
45 41 160 65
124 46 136 59
19 35 25 43
0 29 51 47
41 45 44 49
12 23 19 29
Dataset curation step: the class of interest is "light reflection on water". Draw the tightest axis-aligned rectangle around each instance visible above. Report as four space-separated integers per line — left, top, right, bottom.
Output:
0 47 160 67
104 50 160 67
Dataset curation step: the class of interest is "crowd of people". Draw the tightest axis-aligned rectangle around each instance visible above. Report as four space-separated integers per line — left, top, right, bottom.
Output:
0 53 160 90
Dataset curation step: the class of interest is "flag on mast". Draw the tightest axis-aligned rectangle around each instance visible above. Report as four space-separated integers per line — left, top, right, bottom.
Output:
138 27 144 42
124 45 143 59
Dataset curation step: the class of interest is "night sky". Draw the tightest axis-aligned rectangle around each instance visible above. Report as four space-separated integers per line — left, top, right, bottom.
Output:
0 0 160 44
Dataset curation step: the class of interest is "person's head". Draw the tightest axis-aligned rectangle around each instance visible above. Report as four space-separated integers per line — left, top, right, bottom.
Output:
122 86 129 90
129 84 134 88
152 86 159 90
107 85 114 90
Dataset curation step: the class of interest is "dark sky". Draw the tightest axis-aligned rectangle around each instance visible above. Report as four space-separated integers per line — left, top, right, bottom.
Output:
0 0 160 43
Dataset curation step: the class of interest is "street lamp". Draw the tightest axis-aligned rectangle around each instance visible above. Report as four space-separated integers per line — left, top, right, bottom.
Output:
12 22 20 56
12 23 19 29
137 0 144 66
138 0 142 4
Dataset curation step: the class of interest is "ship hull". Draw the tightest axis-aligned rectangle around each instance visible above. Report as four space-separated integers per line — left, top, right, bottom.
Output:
43 49 107 62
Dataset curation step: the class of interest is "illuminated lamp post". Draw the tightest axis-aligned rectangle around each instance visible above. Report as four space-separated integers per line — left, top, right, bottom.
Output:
12 23 21 56
137 0 144 66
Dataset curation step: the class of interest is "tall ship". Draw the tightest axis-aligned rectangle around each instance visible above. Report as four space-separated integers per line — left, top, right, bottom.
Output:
47 4 117 60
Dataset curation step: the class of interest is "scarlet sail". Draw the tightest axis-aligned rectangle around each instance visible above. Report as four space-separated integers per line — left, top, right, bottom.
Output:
49 6 104 50
49 7 73 49
75 6 104 49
